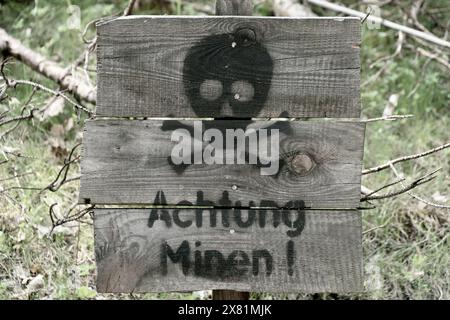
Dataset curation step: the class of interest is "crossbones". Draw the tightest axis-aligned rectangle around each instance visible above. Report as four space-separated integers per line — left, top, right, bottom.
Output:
161 112 294 176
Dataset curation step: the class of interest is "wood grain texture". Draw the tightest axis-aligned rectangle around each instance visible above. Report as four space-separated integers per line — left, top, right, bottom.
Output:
96 16 360 118
214 0 256 301
79 119 365 208
94 208 362 293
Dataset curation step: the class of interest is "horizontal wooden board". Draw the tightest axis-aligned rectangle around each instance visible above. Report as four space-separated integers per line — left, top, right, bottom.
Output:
79 119 365 208
94 208 362 293
96 16 360 118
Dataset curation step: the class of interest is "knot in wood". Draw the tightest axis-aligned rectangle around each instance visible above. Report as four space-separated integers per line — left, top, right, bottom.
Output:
289 153 315 176
235 28 256 46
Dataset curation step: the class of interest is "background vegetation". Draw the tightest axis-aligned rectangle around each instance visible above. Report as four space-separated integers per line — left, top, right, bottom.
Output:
0 0 449 299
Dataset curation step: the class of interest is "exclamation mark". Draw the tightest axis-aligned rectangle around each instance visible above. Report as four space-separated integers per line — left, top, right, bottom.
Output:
287 240 295 276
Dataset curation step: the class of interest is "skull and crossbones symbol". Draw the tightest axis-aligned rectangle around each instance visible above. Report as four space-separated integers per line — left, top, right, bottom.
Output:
162 28 293 174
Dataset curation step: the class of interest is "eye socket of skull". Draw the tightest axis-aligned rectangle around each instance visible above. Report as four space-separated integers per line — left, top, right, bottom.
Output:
199 79 223 101
183 33 273 118
231 80 254 102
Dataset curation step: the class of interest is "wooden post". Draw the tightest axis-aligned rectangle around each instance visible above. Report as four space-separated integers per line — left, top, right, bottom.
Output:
213 289 250 300
212 0 252 301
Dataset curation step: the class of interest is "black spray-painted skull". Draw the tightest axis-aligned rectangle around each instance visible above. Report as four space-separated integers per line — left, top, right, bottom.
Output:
183 28 273 127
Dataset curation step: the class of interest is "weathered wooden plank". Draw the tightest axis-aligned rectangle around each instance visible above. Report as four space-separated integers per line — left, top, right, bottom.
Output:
79 119 365 208
96 16 360 118
94 208 362 293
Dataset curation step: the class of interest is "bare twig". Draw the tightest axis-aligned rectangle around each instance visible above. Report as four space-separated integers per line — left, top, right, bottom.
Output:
0 86 38 138
369 31 405 69
415 47 450 70
406 193 450 209
361 6 372 24
362 216 393 234
362 114 413 123
40 143 82 194
409 0 432 35
0 108 37 128
389 164 450 209
406 55 433 98
1 59 93 117
361 169 439 201
363 142 450 175
0 144 81 196
363 177 406 198
363 30 405 87
0 171 35 182
12 80 92 116
49 203 95 232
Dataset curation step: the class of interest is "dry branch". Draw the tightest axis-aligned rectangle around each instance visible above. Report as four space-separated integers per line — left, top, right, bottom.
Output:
362 114 413 123
0 28 96 104
389 164 450 209
415 47 450 70
49 203 95 232
363 142 450 175
306 0 450 48
361 169 439 201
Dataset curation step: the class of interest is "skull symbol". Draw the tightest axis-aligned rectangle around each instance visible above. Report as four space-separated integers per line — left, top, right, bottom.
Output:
183 28 273 130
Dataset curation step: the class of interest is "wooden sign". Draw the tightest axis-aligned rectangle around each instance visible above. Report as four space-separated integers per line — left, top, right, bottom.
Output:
80 15 365 293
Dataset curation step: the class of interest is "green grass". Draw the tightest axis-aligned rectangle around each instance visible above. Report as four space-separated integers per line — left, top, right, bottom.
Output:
0 0 449 299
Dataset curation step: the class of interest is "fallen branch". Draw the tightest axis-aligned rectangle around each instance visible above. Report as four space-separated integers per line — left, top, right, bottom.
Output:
0 144 81 196
306 0 450 48
0 0 141 107
0 28 97 104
